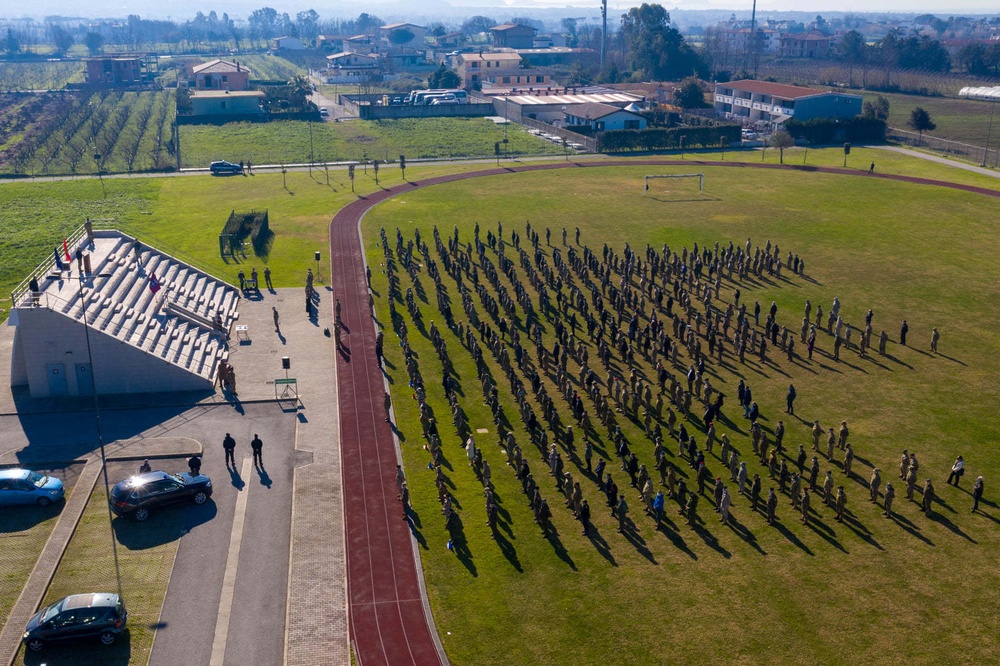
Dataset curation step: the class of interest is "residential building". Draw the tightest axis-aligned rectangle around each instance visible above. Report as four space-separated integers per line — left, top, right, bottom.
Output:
435 32 467 49
482 69 550 91
381 22 426 48
343 34 377 55
324 52 380 83
490 23 538 49
189 90 266 117
564 102 646 131
456 52 524 88
493 88 644 123
192 59 250 91
272 36 306 50
84 54 153 87
512 47 597 67
713 80 861 126
779 32 832 58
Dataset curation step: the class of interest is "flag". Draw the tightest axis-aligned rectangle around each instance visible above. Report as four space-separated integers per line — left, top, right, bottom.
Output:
148 272 161 294
53 248 64 272
63 239 71 263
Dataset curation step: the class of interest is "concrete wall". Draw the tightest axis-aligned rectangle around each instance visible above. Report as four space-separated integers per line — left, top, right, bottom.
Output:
13 308 212 397
358 103 495 120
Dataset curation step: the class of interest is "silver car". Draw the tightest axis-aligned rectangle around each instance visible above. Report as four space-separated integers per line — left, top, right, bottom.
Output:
0 469 65 507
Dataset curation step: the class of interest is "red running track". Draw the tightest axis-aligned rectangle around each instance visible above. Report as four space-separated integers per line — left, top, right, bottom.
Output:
330 158 998 665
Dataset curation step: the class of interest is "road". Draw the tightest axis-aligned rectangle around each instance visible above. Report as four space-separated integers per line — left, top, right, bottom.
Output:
146 403 297 666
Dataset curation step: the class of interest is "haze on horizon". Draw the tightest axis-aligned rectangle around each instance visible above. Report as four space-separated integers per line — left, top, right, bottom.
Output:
4 0 999 22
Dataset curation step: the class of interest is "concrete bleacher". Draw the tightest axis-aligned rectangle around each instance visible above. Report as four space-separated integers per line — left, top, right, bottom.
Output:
10 228 241 397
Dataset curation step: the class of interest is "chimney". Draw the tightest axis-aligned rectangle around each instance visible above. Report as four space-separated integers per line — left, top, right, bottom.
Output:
237 61 241 72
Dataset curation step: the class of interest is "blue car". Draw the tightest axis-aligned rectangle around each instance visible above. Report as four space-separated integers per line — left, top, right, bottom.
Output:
0 469 65 507
210 160 243 175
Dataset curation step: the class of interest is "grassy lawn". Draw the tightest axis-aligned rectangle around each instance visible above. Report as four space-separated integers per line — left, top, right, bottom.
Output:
14 462 185 666
0 465 83 629
862 91 999 147
362 164 999 664
178 117 564 168
0 62 85 90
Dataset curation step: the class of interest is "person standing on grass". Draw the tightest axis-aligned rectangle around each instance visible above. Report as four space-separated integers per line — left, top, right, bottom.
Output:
900 320 909 346
947 456 965 486
685 492 699 527
883 483 895 518
972 477 984 513
835 486 847 522
869 468 881 503
264 266 273 290
617 495 629 534
786 384 796 414
653 490 665 525
931 327 940 353
844 443 854 478
922 479 936 514
766 488 778 525
579 499 591 536
801 488 811 525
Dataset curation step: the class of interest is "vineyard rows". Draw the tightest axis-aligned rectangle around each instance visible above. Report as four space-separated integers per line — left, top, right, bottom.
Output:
0 90 177 175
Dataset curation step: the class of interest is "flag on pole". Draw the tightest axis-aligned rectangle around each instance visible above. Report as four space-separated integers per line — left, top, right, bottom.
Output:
63 239 71 263
148 272 161 294
53 248 64 272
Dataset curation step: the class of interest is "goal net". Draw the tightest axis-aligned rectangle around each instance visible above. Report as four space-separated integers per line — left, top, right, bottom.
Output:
643 173 705 195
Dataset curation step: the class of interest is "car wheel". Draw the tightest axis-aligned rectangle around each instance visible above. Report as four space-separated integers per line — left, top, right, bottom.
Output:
134 507 150 522
27 638 44 652
193 491 208 505
36 497 52 508
100 630 117 646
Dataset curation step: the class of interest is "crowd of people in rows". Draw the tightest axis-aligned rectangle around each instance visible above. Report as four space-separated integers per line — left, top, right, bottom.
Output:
377 220 987 552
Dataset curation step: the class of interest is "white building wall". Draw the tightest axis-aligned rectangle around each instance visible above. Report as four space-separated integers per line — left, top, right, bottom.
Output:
13 308 212 397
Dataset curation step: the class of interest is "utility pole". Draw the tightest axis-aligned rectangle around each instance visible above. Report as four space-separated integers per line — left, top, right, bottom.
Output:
600 0 608 71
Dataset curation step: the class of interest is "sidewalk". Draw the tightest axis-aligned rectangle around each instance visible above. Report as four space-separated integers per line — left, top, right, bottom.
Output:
0 287 349 665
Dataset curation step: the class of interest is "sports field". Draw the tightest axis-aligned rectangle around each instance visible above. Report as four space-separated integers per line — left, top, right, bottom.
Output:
361 163 999 664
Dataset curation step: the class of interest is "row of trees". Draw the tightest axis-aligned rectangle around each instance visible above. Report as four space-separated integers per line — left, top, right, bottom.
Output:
834 29 951 90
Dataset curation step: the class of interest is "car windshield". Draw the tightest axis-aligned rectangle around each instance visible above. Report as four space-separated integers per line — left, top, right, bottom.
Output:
26 471 47 488
170 474 186 483
40 600 63 624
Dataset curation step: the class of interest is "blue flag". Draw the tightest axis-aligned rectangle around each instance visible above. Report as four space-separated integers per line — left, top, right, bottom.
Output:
54 248 64 272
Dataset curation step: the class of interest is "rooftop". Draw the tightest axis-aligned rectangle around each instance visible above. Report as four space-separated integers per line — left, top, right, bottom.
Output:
719 79 831 100
192 59 247 75
498 91 643 106
565 102 638 120
190 90 265 98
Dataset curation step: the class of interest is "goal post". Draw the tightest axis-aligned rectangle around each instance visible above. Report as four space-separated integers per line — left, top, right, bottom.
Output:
644 173 704 194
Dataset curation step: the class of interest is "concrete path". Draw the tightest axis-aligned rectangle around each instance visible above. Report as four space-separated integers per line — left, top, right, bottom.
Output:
875 145 1000 179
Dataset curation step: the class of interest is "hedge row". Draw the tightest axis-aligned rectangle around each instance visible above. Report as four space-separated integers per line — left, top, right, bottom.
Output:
599 125 741 152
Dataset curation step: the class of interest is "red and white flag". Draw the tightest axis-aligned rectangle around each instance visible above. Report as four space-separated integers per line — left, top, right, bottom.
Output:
63 239 71 262
148 273 161 294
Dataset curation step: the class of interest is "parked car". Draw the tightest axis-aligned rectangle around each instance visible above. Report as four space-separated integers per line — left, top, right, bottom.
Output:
109 471 212 522
0 469 65 507
319 107 329 116
209 160 243 175
22 592 127 652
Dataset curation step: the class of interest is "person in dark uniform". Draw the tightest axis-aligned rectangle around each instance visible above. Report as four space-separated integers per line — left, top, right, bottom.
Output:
251 434 264 467
900 320 909 346
223 433 236 467
188 454 202 476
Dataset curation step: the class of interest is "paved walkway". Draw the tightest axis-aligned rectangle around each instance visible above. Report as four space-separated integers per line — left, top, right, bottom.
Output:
875 145 1000 179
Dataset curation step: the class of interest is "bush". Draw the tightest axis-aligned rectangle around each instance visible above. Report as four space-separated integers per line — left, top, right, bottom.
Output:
598 125 740 152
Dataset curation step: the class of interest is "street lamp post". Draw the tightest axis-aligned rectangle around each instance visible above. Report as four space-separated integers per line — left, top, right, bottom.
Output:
77 270 123 600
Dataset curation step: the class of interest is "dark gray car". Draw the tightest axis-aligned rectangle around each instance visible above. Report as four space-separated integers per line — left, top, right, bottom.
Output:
22 593 127 652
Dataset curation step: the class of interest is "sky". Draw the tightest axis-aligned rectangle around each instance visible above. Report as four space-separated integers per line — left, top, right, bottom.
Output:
4 0 999 21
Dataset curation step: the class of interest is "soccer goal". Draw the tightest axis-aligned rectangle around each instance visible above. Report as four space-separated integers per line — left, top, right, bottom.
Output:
643 173 704 195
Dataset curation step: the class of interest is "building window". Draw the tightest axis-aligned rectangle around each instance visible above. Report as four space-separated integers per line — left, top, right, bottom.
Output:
535 76 544 83
222 75 228 83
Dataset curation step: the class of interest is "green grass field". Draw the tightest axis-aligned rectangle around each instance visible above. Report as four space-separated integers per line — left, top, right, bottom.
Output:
863 90 998 148
178 117 565 168
361 163 1000 664
0 61 85 90
14 469 183 666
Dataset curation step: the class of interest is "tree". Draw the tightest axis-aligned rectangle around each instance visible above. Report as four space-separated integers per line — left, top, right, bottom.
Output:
428 64 461 89
83 31 103 55
287 75 314 109
621 4 706 81
462 16 496 36
674 77 708 109
248 7 279 40
770 130 794 164
356 12 383 35
3 28 20 55
862 95 890 121
296 10 320 40
388 28 415 46
50 24 74 56
836 30 866 87
907 107 936 142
